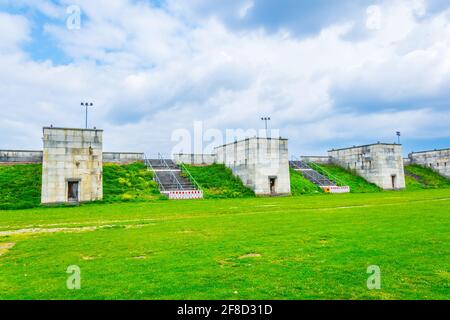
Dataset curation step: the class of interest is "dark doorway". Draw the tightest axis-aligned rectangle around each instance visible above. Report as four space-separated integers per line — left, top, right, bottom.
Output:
269 177 277 194
68 181 79 202
391 175 396 189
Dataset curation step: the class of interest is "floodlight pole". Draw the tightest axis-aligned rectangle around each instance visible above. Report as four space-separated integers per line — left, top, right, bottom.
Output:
81 102 93 129
396 131 401 144
261 117 271 137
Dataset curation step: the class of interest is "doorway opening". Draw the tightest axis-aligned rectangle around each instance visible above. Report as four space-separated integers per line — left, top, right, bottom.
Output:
391 175 397 189
68 181 79 202
269 177 277 195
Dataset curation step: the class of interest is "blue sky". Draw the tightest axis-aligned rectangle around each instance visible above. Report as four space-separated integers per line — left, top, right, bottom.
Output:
0 0 449 156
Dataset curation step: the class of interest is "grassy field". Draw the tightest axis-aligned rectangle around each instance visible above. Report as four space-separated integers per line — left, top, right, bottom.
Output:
0 189 449 300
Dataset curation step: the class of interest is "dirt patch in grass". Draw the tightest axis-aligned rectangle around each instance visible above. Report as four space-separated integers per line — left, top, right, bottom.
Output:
238 253 261 259
0 242 15 256
0 224 151 236
0 226 98 236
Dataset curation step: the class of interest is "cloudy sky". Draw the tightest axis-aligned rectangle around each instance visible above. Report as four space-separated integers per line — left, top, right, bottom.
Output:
0 0 449 156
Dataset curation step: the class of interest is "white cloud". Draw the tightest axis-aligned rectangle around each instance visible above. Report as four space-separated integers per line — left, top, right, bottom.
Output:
366 5 382 30
0 0 449 156
238 1 254 19
0 12 30 52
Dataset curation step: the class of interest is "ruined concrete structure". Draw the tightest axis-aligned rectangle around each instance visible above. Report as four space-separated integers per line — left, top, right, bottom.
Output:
103 152 144 164
41 127 103 204
0 150 43 164
299 156 331 164
173 153 216 166
408 148 450 178
173 138 291 195
215 137 291 195
5 124 448 201
0 150 142 165
328 143 405 190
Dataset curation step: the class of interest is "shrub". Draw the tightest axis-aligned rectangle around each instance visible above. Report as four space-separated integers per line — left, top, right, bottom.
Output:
103 162 160 202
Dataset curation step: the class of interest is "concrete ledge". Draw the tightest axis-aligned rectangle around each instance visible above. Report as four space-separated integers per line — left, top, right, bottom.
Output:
328 142 401 152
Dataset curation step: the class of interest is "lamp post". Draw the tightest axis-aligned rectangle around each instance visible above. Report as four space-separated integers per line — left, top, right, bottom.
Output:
396 131 401 144
261 117 271 137
81 102 93 129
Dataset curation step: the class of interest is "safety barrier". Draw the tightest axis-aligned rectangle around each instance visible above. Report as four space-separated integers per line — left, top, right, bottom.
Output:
321 186 350 193
166 190 204 200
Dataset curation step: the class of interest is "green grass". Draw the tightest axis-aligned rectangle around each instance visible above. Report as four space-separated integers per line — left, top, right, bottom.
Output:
311 164 381 193
103 162 160 202
0 164 42 210
405 175 425 191
0 189 448 300
289 168 322 195
404 164 450 190
182 164 255 198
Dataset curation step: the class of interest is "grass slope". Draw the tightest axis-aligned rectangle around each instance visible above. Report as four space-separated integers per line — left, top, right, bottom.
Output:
0 189 449 299
404 164 450 190
290 168 322 195
0 164 42 210
182 164 255 198
311 163 381 193
103 162 160 202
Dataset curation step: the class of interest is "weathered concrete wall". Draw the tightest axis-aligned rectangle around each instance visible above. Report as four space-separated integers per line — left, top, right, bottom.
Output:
215 137 291 195
173 153 216 165
0 150 141 165
0 150 43 164
328 143 405 190
103 152 144 164
408 148 450 178
41 127 103 204
300 156 331 164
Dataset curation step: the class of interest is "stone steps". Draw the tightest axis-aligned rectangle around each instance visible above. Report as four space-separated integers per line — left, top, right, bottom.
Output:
145 159 199 192
289 161 337 187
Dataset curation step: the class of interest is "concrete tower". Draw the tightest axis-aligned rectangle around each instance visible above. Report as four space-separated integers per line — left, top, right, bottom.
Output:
41 127 103 204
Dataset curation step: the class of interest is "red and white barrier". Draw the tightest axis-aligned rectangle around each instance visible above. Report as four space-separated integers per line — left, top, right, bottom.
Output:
321 186 350 193
167 190 204 200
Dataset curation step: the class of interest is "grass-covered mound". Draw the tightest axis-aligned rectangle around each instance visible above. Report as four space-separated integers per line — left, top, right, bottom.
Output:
182 164 255 198
404 175 425 191
103 162 160 202
404 164 450 190
311 163 381 193
0 164 42 210
290 168 322 195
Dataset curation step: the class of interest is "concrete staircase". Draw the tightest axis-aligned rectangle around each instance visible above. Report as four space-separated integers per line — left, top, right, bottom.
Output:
144 156 202 199
290 160 337 187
